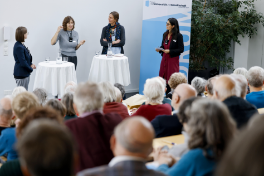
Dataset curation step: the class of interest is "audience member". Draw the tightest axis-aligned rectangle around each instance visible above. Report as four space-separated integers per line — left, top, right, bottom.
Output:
114 87 123 103
205 76 218 98
151 84 196 138
114 83 126 100
64 81 77 94
46 99 66 119
100 82 129 119
62 93 77 121
132 77 171 121
233 67 248 78
11 86 26 99
230 74 248 99
155 99 236 176
246 66 264 108
65 81 122 172
0 92 39 161
77 117 167 176
191 76 206 97
0 97 14 135
166 72 187 99
214 75 258 128
33 88 47 106
216 114 264 176
0 107 64 176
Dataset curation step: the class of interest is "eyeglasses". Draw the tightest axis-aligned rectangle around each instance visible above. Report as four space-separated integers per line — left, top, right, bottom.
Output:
166 23 171 26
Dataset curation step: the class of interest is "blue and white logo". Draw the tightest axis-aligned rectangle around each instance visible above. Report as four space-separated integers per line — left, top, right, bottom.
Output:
145 0 149 7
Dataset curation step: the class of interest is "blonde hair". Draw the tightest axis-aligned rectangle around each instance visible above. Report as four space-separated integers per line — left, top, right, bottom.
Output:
12 92 40 119
168 72 187 89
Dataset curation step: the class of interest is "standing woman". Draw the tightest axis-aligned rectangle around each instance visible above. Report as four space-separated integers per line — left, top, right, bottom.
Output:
51 16 85 70
156 18 184 94
13 27 36 90
100 11 125 55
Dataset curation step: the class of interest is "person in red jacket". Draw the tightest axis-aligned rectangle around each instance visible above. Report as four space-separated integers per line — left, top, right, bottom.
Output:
65 82 122 173
100 82 130 119
132 77 172 121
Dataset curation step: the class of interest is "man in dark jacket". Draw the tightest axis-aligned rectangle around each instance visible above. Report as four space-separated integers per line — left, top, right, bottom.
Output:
214 75 258 129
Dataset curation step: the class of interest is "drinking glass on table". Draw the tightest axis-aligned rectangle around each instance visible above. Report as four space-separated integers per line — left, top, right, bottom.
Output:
95 51 101 56
62 57 68 63
45 57 50 63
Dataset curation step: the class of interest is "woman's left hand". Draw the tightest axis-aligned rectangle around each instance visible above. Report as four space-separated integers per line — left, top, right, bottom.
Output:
153 147 176 167
163 49 170 54
80 40 86 45
31 64 36 69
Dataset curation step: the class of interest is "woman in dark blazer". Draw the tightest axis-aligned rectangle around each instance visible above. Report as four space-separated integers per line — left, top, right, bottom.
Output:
100 11 125 55
156 18 184 93
13 27 36 90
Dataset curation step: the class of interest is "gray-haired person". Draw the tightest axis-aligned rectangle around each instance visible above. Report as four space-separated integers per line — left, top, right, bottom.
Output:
191 77 207 97
33 88 47 106
114 83 126 100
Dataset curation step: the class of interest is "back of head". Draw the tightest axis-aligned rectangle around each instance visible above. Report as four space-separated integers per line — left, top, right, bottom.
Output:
178 97 201 124
17 119 75 176
246 66 264 88
114 83 125 99
168 72 187 90
174 83 197 103
33 88 47 106
0 97 13 120
12 86 27 99
46 99 66 118
214 75 238 101
61 93 76 116
191 77 206 95
99 82 117 103
233 67 248 77
74 82 104 115
206 76 218 96
114 87 122 103
143 77 165 104
12 92 40 119
188 99 236 160
114 117 154 157
216 115 264 176
230 74 248 98
64 81 77 94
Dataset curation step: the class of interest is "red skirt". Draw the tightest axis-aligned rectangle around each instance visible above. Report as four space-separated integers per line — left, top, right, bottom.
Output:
159 54 179 83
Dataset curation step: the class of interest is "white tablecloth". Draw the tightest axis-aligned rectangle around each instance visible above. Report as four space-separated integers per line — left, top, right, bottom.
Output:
88 55 131 86
33 61 77 96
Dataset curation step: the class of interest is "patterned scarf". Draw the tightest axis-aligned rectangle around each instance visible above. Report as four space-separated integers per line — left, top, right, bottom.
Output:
102 22 121 54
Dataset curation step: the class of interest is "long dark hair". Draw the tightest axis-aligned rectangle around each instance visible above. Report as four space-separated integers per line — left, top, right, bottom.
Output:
163 18 180 40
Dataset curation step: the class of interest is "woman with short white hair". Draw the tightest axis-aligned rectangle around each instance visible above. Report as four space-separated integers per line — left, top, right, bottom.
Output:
191 77 207 97
33 88 47 106
12 86 27 99
132 77 172 121
233 67 248 78
99 82 129 119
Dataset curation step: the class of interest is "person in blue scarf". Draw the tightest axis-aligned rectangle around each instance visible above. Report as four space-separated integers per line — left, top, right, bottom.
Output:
100 11 126 55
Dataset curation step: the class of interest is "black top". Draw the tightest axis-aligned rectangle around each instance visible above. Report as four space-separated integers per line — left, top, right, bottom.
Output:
159 32 184 58
151 114 183 138
223 96 258 129
100 25 126 54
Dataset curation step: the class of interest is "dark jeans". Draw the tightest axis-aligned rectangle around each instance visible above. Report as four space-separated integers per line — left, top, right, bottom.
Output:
62 54 77 70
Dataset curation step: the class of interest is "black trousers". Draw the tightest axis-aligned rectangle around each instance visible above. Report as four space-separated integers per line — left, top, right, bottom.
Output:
62 54 77 70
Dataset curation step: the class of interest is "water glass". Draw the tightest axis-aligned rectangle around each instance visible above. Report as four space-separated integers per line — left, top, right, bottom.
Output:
62 57 68 62
45 57 50 63
95 51 101 56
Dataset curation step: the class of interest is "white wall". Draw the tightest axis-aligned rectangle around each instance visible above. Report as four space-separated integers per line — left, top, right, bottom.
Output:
0 0 143 98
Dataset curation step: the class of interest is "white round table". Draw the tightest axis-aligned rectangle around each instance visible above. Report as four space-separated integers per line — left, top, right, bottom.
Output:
33 61 77 96
88 55 131 86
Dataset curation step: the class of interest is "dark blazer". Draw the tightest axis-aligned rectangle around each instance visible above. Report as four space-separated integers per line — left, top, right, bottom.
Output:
151 114 183 138
77 160 167 176
13 42 33 78
100 25 125 54
65 112 122 173
223 96 258 129
160 32 184 58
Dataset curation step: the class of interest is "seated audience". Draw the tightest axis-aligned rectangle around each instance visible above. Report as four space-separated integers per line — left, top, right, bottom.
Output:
191 76 206 97
230 74 248 99
0 92 39 161
45 99 66 119
216 114 264 176
168 97 201 158
132 77 171 121
246 66 264 108
233 67 248 78
151 84 196 138
166 72 187 99
65 82 122 172
77 117 167 176
142 77 174 111
214 75 258 128
33 88 47 106
154 99 236 176
100 82 129 119
0 97 14 135
114 83 126 100
62 93 77 121
114 87 123 103
0 107 64 176
205 76 218 98
11 86 26 99
64 81 77 94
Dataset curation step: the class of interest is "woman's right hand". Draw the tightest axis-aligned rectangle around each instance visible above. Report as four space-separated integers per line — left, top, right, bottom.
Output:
57 26 63 33
156 48 161 52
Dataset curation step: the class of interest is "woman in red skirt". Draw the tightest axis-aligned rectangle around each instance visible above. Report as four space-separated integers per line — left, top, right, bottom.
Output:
156 18 184 94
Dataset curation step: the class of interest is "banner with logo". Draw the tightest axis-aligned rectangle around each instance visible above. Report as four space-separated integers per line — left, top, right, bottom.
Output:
139 0 192 94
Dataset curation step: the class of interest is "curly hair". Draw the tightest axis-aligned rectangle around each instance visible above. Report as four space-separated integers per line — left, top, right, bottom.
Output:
168 72 187 89
62 16 75 31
